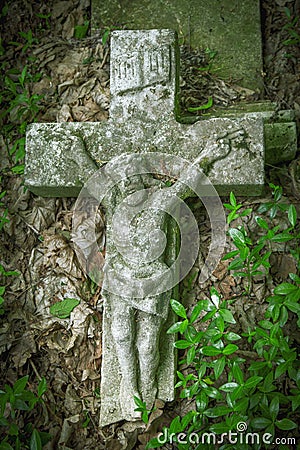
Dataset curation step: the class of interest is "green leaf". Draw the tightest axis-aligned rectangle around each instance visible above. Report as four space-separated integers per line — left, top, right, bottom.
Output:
30 429 42 450
228 228 246 247
74 20 89 39
251 417 272 429
146 437 165 449
226 332 241 341
11 164 24 175
240 208 252 217
209 422 231 434
215 315 225 333
176 371 185 381
288 204 297 227
259 320 273 330
8 422 18 436
228 258 244 271
190 302 204 323
239 246 250 261
19 66 27 86
213 356 226 380
186 346 196 365
234 397 249 413
210 288 220 308
169 416 182 434
174 340 191 349
275 418 297 430
0 443 14 450
271 233 294 243
219 309 236 324
188 96 213 112
204 405 232 417
224 202 235 211
13 375 29 394
269 396 279 421
200 346 222 356
167 321 184 334
203 386 223 400
284 6 291 18
222 250 240 261
274 283 298 295
227 210 239 224
244 376 263 389
102 29 110 46
49 298 80 319
142 410 149 424
219 382 239 392
230 192 237 207
232 363 244 384
181 410 195 429
196 391 208 412
133 395 145 408
222 344 238 355
255 216 269 230
285 296 300 311
38 378 47 397
170 299 187 319
289 272 300 282
179 319 188 334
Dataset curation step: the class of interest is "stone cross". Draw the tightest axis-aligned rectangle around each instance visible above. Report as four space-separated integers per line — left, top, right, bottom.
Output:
25 30 266 427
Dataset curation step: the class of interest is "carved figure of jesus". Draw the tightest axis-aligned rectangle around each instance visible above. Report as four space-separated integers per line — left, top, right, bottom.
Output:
102 170 173 420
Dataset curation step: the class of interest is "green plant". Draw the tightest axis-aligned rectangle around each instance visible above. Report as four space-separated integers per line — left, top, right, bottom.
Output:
257 183 289 218
223 192 253 225
146 186 299 450
0 263 19 316
1 65 43 173
223 190 298 294
0 188 20 316
282 7 300 57
35 13 51 31
0 376 50 449
74 20 89 39
10 30 39 54
0 3 8 19
197 47 220 74
134 396 155 424
102 28 110 46
49 298 80 319
187 96 213 113
0 190 9 232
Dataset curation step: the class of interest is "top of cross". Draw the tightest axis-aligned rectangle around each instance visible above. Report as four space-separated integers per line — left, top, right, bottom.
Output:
110 30 178 122
24 29 265 197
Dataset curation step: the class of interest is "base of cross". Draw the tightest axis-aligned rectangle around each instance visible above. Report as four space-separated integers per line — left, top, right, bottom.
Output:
99 298 176 427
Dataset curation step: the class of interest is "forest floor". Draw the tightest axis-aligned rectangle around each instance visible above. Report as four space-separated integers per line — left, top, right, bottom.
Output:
0 0 299 449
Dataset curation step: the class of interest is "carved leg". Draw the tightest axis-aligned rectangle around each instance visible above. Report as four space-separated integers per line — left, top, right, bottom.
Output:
136 310 165 409
110 297 141 420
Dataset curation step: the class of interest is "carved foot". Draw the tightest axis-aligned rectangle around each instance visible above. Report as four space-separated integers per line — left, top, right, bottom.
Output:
120 379 141 421
140 380 157 410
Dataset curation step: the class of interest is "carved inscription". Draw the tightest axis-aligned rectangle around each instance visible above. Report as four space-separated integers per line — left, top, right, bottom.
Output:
112 45 171 94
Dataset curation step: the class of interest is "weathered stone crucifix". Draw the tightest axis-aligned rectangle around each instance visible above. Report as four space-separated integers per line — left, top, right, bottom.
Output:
25 30 268 427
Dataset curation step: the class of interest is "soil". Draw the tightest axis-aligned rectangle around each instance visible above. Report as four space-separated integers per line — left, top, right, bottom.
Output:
0 1 299 449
